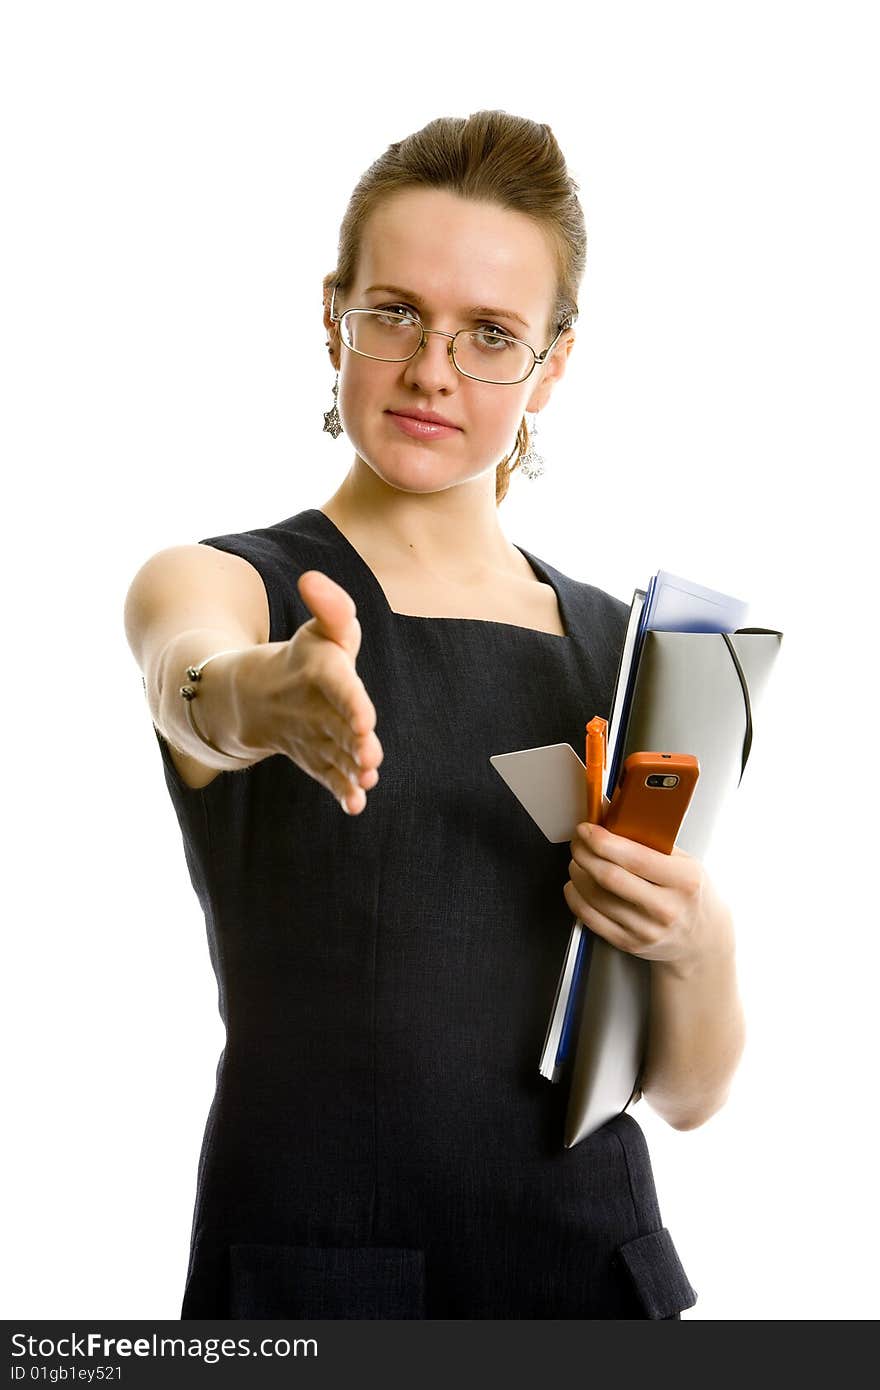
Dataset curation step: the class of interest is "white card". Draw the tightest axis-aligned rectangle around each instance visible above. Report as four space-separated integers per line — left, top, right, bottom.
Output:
488 743 589 844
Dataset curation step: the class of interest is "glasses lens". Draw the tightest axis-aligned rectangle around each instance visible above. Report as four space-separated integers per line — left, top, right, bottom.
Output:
454 330 533 384
342 310 422 361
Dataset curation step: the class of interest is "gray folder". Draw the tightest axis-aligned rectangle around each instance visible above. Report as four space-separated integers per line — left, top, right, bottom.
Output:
563 628 783 1147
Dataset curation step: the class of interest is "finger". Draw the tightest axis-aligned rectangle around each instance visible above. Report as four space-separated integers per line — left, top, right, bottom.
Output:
311 751 368 814
570 839 674 921
334 741 383 811
563 879 650 955
317 660 378 738
319 710 382 772
315 734 364 785
574 821 682 888
315 733 380 791
289 719 371 803
328 709 384 776
567 859 665 938
314 757 367 812
338 780 368 814
298 571 362 657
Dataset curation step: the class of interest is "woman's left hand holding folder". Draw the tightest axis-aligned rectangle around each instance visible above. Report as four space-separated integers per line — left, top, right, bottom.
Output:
564 820 735 972
565 807 746 1128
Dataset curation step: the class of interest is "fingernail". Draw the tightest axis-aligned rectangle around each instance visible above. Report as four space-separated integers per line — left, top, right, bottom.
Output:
348 770 359 785
339 797 351 814
352 750 362 766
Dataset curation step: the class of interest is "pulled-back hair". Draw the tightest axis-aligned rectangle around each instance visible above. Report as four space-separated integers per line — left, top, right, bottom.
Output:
323 110 586 504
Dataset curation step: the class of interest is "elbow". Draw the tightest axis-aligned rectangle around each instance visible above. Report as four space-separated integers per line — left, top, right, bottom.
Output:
668 1111 710 1133
665 1086 733 1132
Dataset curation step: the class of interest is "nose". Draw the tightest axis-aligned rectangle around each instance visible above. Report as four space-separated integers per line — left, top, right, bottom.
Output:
401 328 459 394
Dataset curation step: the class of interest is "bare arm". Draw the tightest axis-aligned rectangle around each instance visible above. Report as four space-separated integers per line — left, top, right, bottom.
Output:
566 813 746 1130
124 545 275 771
639 918 746 1130
123 544 383 809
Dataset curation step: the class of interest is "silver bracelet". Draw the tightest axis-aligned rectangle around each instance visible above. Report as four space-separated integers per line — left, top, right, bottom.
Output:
179 649 252 762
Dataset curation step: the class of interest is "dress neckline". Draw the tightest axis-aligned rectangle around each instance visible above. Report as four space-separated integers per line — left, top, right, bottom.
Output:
309 508 572 641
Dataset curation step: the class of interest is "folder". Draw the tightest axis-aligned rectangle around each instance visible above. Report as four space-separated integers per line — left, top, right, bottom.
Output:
490 570 783 1148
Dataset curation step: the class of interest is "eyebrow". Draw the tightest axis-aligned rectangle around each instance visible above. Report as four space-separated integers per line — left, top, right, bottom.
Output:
362 284 530 332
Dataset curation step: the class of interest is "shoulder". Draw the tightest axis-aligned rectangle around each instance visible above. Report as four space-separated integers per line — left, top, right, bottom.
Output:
565 573 629 665
564 572 629 625
198 508 318 565
196 508 336 590
196 509 323 642
522 544 630 657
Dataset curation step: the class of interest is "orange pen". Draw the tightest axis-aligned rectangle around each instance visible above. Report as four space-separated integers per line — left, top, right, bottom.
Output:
585 716 607 825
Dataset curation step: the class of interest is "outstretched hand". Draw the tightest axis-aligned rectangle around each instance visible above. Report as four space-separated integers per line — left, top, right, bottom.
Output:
255 569 384 814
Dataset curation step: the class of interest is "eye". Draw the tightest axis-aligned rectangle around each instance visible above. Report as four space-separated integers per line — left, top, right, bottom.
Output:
474 324 517 350
375 302 419 322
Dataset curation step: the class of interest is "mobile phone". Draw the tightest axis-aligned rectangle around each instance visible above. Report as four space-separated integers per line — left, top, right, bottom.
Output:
602 752 700 854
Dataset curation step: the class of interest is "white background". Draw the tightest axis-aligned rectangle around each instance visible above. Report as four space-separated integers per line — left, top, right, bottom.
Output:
3 0 877 1321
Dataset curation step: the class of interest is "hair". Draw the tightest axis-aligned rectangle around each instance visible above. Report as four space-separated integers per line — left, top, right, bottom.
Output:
323 110 587 505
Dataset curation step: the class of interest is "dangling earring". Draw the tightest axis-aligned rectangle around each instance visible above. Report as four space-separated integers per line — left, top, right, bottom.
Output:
519 412 545 480
322 372 342 439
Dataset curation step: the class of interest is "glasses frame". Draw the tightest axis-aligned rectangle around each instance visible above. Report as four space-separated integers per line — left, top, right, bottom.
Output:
328 284 577 386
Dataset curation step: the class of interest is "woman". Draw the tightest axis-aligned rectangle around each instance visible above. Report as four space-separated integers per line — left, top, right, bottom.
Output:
125 110 745 1319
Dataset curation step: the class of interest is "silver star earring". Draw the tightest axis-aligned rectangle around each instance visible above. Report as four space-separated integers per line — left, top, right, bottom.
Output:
519 412 545 480
322 373 342 439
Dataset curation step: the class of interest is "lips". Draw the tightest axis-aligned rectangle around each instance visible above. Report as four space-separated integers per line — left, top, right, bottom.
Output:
387 410 462 440
387 409 460 429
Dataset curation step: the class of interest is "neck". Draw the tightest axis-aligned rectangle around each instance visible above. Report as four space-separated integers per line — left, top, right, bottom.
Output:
319 454 522 586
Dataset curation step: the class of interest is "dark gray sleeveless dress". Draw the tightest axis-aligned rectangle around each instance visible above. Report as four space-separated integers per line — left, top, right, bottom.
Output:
153 507 698 1319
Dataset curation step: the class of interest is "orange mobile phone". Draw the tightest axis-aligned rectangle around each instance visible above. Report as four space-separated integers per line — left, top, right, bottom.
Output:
602 753 700 854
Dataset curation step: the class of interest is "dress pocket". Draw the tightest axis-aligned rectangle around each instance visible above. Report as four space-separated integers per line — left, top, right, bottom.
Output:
228 1243 426 1319
613 1226 698 1319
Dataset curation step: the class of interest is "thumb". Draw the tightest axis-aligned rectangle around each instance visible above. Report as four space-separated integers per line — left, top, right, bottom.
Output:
297 570 362 659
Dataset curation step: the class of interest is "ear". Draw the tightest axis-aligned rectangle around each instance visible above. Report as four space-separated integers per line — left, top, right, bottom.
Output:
322 284 342 373
525 329 576 414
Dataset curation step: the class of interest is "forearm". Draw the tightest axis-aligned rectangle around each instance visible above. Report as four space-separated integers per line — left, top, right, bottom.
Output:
151 629 277 770
638 909 746 1130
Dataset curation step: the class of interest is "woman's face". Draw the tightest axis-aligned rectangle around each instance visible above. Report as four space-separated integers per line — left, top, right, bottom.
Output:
323 187 574 496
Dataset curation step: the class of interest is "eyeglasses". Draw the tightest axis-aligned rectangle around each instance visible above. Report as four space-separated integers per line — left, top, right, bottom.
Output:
329 285 576 386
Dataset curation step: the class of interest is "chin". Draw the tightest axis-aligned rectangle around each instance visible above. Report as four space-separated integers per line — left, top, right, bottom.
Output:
377 468 461 496
354 445 464 494
350 430 500 494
